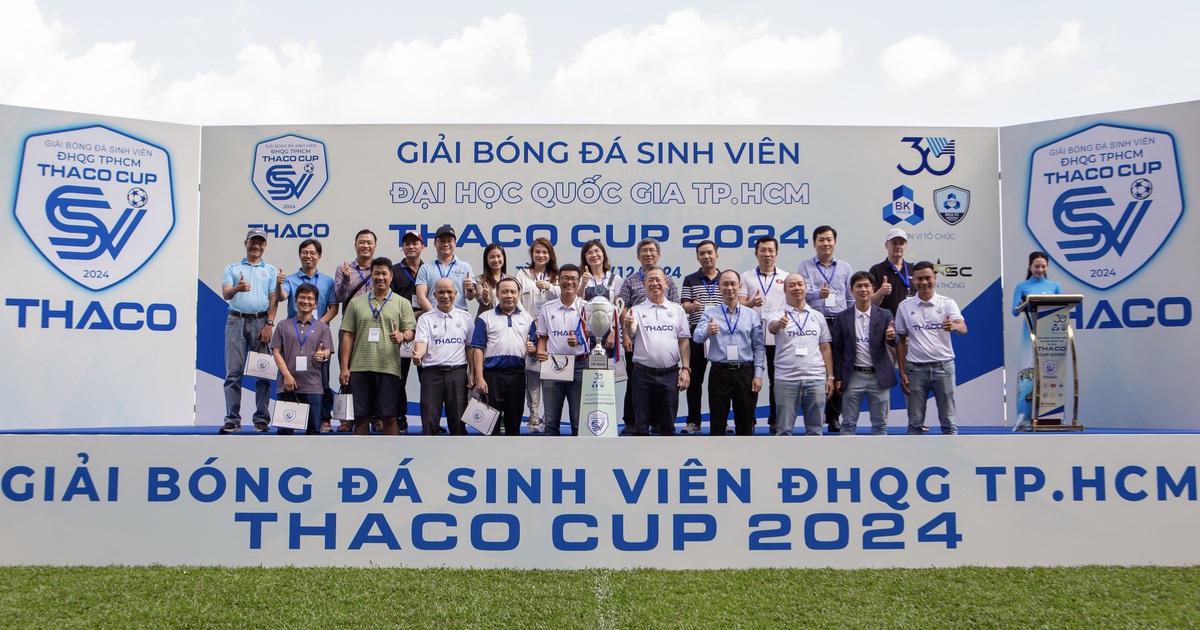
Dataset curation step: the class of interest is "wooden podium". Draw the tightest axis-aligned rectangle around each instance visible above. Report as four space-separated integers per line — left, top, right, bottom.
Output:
1017 294 1084 432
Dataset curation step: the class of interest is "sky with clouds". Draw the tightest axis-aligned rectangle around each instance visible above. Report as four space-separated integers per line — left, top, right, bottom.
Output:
1 0 1196 127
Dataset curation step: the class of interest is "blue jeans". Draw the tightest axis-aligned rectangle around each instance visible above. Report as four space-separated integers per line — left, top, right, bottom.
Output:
840 370 891 435
224 313 271 426
905 360 957 435
542 362 585 436
774 379 825 436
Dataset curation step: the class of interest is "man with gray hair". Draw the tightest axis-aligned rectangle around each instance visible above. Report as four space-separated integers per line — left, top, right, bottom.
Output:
617 237 681 433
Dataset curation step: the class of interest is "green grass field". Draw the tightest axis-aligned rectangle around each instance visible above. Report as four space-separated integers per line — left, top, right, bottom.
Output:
1 566 1198 628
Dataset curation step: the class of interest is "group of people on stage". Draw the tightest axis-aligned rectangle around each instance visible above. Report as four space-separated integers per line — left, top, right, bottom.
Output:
218 224 1053 437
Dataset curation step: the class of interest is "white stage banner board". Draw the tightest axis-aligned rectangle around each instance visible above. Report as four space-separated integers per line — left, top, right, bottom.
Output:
0 105 200 429
0 436 1196 568
196 124 1003 427
1000 102 1199 429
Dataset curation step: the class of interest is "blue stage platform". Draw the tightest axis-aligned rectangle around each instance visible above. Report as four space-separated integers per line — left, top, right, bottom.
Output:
2 424 1195 436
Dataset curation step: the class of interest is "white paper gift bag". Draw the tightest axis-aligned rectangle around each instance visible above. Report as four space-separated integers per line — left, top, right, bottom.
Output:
332 393 354 421
244 350 278 380
270 399 309 431
461 395 499 435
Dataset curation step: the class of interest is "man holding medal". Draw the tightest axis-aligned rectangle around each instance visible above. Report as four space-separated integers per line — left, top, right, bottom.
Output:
271 283 335 434
766 274 834 436
339 257 416 435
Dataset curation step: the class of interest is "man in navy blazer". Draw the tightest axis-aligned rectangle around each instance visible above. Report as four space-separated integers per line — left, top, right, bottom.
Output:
832 271 897 435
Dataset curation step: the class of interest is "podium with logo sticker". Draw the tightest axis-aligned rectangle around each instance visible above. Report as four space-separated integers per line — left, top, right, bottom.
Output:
580 367 619 437
1017 294 1084 432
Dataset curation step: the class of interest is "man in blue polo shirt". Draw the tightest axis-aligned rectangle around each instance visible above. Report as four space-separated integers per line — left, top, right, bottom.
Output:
470 277 537 436
276 238 338 432
219 228 281 434
415 225 477 312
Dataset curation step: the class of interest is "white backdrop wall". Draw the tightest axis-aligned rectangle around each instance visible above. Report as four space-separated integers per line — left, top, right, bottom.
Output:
1000 101 1199 429
196 124 1003 428
0 105 200 429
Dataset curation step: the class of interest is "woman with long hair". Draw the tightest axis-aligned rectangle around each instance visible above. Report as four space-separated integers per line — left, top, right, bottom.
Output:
475 243 508 316
1011 251 1063 430
515 237 560 433
579 239 624 302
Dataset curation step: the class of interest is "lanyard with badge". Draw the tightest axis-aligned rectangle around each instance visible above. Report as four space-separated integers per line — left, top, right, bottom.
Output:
815 258 840 310
890 260 913 296
399 263 419 310
294 318 314 371
367 291 392 343
756 268 777 307
721 305 742 361
789 308 812 356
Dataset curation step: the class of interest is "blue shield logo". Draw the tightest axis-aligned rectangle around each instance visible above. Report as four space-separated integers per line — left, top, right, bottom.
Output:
13 125 175 291
934 185 970 225
252 134 328 215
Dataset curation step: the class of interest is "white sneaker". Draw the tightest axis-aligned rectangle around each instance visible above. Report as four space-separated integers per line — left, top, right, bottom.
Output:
529 418 544 434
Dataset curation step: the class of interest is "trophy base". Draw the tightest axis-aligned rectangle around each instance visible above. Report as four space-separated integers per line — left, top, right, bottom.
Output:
588 351 610 370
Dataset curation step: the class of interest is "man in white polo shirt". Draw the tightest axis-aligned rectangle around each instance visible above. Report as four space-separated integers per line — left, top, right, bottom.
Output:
894 261 968 435
621 267 691 436
738 236 786 433
470 277 537 436
536 264 590 436
767 274 834 436
413 277 475 435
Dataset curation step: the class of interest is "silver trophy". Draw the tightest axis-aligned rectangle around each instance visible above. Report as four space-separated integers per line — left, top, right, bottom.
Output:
583 296 623 369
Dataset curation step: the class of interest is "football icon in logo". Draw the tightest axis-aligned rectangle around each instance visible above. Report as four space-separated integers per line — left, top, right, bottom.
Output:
1026 124 1183 290
13 126 175 291
252 134 329 215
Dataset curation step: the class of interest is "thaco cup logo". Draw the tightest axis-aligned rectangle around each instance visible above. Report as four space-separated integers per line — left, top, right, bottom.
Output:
1027 124 1183 290
252 134 328 215
13 125 175 291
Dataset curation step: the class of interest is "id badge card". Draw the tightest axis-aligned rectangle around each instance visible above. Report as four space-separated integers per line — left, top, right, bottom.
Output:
726 345 739 361
703 338 711 357
368 327 381 343
794 344 808 357
295 355 308 372
826 294 841 310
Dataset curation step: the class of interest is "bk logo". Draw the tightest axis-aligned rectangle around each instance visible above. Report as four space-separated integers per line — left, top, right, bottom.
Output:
13 126 175 291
